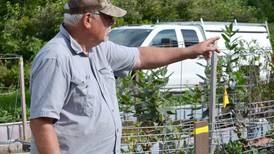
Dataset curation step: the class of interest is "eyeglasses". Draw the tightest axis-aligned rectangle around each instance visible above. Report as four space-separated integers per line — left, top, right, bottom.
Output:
92 11 101 16
93 11 114 25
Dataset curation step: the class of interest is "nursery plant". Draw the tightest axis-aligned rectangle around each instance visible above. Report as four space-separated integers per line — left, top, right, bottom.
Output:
117 67 190 153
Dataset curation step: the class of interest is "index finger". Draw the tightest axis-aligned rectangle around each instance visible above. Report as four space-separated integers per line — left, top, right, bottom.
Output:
208 36 220 43
208 36 220 53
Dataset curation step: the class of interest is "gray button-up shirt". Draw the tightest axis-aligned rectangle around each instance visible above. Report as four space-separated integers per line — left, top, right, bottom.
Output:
30 25 138 154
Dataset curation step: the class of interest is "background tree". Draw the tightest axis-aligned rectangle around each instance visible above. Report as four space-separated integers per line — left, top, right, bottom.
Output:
187 0 258 22
113 0 188 24
0 0 65 62
247 0 274 22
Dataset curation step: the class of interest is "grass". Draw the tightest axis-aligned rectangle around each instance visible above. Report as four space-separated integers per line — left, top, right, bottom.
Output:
0 90 30 123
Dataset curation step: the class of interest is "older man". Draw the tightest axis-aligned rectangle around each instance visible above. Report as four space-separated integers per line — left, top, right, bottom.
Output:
30 0 219 153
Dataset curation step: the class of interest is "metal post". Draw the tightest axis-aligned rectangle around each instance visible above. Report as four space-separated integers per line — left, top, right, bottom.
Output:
19 56 27 141
209 52 218 154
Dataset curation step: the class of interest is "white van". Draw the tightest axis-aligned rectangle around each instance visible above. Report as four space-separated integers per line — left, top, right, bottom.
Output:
109 20 272 91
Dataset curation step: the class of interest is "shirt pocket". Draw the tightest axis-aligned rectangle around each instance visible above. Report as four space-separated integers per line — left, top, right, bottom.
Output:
98 67 116 95
68 76 96 117
98 67 115 80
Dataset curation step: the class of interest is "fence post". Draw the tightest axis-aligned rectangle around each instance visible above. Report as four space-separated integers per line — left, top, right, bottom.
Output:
194 121 209 154
209 52 218 154
19 56 27 141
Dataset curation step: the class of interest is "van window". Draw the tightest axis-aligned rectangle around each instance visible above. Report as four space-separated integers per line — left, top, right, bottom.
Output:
150 30 178 47
181 30 199 47
108 29 152 47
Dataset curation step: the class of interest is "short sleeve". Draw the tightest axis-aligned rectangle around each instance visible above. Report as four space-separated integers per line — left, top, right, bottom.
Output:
103 41 139 76
30 58 69 120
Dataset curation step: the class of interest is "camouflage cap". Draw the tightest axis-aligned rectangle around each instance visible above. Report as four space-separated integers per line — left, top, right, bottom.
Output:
64 0 127 17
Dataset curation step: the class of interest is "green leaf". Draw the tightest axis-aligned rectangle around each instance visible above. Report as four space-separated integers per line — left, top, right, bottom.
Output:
231 43 238 50
166 111 175 114
222 34 230 42
196 74 207 82
196 62 207 67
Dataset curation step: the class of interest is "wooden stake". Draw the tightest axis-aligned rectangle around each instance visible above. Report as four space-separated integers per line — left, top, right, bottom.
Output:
19 56 27 141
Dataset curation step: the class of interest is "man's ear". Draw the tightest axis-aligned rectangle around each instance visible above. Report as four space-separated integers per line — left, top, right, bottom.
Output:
82 13 93 28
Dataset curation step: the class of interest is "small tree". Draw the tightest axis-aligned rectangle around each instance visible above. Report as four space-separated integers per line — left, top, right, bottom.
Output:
117 67 191 153
117 67 171 126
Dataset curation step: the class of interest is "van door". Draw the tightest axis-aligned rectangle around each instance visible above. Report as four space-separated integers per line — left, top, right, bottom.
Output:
180 28 207 86
147 29 183 91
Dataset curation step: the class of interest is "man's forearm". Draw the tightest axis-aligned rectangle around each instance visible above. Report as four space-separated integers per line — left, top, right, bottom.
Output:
30 118 61 154
135 37 219 70
136 47 191 69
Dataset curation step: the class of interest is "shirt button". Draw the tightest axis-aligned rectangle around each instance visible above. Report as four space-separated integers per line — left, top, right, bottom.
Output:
116 129 119 133
111 109 114 112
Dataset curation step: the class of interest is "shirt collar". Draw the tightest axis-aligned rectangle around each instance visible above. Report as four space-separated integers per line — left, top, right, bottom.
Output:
60 24 85 55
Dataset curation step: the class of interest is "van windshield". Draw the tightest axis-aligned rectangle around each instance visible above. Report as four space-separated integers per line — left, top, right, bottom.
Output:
108 29 152 47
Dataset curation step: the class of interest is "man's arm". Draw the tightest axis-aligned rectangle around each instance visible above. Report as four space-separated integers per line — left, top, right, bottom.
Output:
30 117 61 154
134 37 219 69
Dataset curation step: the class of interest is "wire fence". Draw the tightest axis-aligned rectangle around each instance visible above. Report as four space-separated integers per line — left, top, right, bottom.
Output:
120 100 274 153
120 52 274 154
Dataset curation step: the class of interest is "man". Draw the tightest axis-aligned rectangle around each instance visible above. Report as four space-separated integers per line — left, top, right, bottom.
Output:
30 0 219 153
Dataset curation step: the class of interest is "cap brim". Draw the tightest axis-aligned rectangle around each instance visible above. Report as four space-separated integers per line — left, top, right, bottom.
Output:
100 5 127 17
